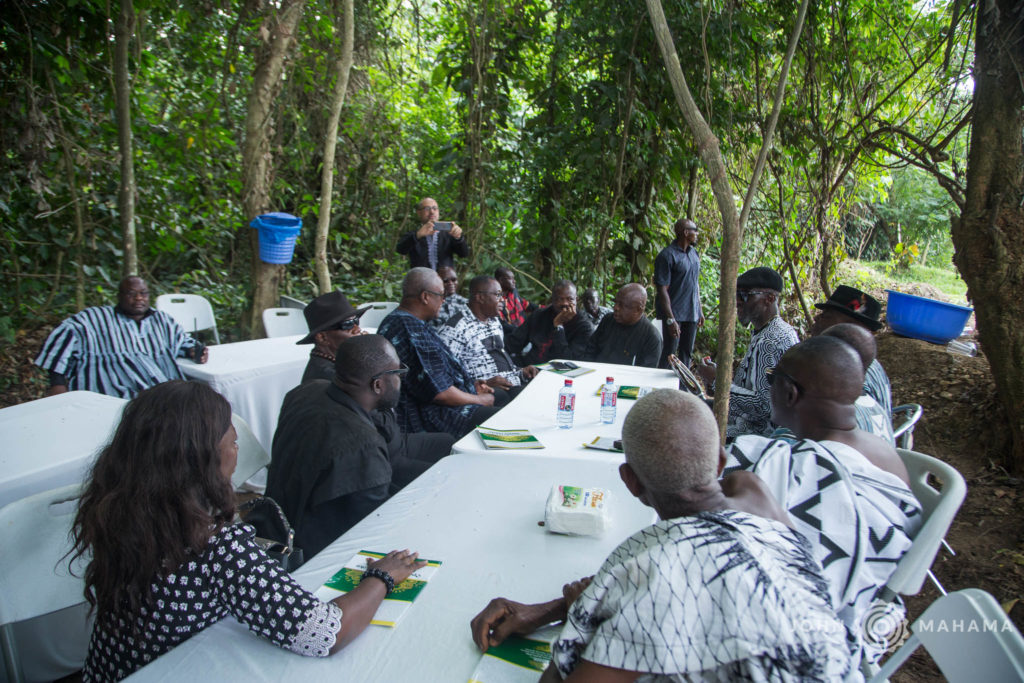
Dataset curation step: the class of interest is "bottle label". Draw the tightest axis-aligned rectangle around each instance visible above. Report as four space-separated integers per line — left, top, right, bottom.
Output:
602 390 616 407
558 395 575 411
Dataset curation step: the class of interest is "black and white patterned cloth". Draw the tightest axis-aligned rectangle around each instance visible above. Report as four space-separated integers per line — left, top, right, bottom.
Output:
864 359 892 417
427 293 471 329
725 436 923 667
437 310 522 386
854 395 896 445
552 510 853 681
83 524 341 682
726 315 799 438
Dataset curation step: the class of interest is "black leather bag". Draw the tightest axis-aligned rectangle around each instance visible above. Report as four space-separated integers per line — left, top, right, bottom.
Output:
237 496 305 572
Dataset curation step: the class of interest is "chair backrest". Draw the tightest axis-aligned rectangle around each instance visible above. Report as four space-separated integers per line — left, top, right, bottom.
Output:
155 293 220 344
262 308 309 338
880 448 967 598
870 589 1024 682
359 301 399 330
892 403 923 449
231 414 271 490
279 294 307 310
649 319 663 342
0 485 86 627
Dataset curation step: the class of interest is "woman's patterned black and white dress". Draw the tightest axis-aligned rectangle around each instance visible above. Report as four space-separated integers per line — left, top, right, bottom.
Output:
83 524 341 682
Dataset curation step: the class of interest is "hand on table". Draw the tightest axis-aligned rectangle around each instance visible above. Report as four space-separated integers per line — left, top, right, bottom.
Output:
46 384 69 397
198 347 209 364
367 549 427 585
470 597 563 653
521 365 539 380
561 576 593 607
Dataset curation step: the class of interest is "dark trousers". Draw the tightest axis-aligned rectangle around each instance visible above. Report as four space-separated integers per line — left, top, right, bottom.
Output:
660 320 699 368
391 432 455 489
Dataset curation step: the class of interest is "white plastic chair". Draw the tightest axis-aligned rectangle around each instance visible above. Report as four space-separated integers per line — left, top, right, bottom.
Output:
262 308 308 338
231 414 271 492
358 301 399 329
870 589 1024 682
892 403 923 450
279 294 307 310
877 448 967 601
155 293 221 344
0 485 88 682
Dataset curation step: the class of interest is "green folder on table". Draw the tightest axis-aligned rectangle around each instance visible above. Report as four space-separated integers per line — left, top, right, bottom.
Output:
477 427 545 449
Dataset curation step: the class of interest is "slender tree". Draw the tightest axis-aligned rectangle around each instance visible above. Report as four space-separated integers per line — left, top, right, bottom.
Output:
114 0 137 277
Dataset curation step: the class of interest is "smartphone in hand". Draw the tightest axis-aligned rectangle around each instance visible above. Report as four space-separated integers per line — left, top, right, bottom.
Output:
432 221 453 232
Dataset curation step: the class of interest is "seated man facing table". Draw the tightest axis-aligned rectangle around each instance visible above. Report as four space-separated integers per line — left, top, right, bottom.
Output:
395 196 468 270
583 283 662 368
438 275 539 406
811 284 891 415
427 265 471 329
579 287 612 328
297 290 369 384
35 275 208 399
724 336 922 667
506 279 595 366
471 389 852 681
269 335 451 559
377 267 500 437
698 266 799 438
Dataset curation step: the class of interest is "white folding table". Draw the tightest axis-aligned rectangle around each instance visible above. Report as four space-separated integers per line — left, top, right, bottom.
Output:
0 390 126 509
452 360 680 459
177 334 309 452
127 453 657 682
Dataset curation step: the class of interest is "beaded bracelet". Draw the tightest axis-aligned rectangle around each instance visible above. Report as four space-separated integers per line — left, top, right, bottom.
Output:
361 567 395 595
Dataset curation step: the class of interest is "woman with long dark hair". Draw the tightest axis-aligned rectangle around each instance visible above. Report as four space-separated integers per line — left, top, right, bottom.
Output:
70 380 424 681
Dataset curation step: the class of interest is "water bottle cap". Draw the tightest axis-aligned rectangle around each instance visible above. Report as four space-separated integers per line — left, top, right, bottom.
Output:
564 379 573 386
606 377 614 382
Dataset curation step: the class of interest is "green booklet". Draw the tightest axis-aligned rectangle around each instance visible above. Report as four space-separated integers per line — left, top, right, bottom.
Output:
583 436 623 453
536 361 595 378
592 384 653 400
477 427 545 449
314 550 442 627
468 627 559 682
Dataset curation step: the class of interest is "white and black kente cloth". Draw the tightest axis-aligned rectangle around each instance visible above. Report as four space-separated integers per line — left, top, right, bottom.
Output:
551 510 853 681
437 310 522 386
725 316 799 438
427 293 471 329
724 436 923 665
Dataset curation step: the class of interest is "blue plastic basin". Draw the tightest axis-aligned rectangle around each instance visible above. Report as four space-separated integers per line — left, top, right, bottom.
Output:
885 289 972 344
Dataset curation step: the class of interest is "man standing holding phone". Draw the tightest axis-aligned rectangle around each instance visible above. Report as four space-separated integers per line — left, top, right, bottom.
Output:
395 197 469 269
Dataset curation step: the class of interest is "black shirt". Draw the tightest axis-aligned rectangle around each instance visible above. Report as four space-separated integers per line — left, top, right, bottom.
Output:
583 316 662 368
506 306 595 365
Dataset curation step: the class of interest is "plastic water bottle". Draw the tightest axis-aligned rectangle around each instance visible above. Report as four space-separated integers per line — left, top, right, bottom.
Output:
946 340 977 357
556 379 576 429
600 377 617 424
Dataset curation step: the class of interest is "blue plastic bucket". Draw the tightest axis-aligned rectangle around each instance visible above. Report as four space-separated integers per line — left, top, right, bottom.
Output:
251 212 302 264
885 289 973 344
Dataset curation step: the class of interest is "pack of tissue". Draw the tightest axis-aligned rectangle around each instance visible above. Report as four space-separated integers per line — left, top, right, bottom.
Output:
544 485 609 536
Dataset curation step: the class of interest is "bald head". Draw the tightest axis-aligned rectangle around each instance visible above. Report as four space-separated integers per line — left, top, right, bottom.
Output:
822 323 876 372
779 336 865 404
335 334 397 384
402 267 443 300
613 283 647 326
622 390 720 493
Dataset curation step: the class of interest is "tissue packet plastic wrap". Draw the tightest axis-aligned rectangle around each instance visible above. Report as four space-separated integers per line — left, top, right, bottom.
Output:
544 485 609 536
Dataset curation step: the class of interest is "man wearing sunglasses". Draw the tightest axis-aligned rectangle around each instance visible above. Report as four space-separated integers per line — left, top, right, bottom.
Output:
297 291 370 384
697 266 799 438
271 335 448 558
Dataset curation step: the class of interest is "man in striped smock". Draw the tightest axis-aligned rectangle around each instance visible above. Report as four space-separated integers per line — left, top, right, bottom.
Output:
35 276 207 399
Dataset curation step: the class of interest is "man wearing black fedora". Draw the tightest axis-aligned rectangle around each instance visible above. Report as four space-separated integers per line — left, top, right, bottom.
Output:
810 285 891 417
298 291 370 384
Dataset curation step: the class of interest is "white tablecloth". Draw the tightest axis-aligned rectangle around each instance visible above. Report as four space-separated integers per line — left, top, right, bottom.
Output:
0 391 126 509
128 453 657 682
177 335 309 452
452 360 680 459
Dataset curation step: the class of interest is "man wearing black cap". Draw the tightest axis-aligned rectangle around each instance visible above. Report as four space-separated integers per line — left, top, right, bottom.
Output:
297 291 370 384
810 285 891 416
698 266 799 438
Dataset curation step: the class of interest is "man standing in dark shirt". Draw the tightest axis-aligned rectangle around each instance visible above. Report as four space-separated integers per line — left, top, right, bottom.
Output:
506 279 595 366
584 283 662 368
395 197 469 269
269 335 444 558
297 291 369 384
654 218 703 367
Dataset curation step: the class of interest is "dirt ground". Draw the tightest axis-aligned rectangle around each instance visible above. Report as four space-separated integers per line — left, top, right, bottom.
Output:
3 289 1021 681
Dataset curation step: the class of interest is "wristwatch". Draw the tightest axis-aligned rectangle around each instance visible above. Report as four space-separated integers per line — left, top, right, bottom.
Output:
666 318 676 326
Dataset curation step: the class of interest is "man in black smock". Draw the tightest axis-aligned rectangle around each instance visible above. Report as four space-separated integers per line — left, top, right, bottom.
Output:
268 335 449 558
583 283 662 368
506 279 595 365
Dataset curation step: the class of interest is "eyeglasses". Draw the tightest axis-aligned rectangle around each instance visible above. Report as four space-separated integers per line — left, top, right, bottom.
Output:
477 290 503 298
371 364 409 382
417 205 439 212
333 317 360 331
424 290 445 299
765 365 803 394
736 289 772 303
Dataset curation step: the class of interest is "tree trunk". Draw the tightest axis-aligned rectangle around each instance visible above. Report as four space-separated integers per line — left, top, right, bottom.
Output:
952 0 1024 469
314 0 354 294
645 0 806 436
114 0 137 277
243 0 306 337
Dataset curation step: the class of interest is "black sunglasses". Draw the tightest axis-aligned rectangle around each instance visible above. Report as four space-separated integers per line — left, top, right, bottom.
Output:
333 317 360 331
736 289 773 303
371 364 410 382
765 365 803 394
